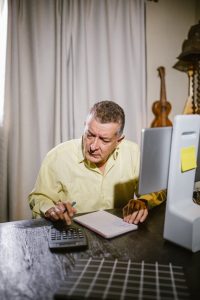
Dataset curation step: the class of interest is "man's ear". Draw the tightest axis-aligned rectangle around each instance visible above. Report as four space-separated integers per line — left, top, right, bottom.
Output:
117 135 125 144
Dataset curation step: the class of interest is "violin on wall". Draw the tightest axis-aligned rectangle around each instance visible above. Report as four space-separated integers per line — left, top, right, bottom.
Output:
151 66 172 127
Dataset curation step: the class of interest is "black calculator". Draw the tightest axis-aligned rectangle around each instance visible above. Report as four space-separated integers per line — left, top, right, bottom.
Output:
48 225 88 250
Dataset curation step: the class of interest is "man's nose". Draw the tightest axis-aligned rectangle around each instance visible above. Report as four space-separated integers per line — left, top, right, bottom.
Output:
90 137 100 150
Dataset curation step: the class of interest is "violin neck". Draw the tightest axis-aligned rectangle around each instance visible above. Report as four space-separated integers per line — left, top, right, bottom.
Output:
158 66 167 106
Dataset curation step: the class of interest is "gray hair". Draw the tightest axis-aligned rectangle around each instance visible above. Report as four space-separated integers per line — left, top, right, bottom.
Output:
87 100 125 136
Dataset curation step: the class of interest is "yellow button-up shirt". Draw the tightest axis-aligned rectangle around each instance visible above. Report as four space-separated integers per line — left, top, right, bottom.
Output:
28 139 166 218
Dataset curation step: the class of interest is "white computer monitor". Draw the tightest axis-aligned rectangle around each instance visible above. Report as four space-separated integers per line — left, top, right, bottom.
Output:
138 126 172 195
138 116 200 252
163 114 200 252
195 138 200 182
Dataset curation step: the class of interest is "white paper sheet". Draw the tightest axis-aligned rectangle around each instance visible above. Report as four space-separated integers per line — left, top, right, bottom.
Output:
74 210 138 239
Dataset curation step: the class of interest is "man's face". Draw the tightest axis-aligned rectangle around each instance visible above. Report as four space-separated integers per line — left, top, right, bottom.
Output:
83 117 124 168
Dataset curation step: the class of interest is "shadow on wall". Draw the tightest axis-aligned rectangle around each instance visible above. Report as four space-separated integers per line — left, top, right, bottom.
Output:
114 179 137 209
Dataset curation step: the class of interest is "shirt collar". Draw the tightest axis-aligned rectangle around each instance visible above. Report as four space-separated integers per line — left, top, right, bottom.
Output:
113 146 119 160
77 137 85 163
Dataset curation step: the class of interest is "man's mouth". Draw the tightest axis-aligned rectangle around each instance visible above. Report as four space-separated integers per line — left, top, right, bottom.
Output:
88 151 100 158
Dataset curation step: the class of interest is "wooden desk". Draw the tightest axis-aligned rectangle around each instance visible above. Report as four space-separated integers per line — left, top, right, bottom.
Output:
0 203 199 300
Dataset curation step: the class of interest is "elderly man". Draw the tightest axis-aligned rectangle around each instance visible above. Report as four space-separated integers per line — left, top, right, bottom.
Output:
28 100 166 225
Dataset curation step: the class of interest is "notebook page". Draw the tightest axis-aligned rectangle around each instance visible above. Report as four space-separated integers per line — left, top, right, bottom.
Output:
73 210 137 239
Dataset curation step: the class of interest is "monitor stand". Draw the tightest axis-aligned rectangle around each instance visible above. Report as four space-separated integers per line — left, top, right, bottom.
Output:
163 115 200 252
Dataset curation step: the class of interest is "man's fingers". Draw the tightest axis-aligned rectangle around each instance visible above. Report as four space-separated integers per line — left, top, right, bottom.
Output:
45 201 77 223
62 202 77 225
140 209 148 223
54 205 66 221
124 211 138 224
64 202 77 217
123 199 148 224
63 212 73 225
56 202 67 213
130 209 147 224
123 208 148 224
46 210 60 221
123 199 146 217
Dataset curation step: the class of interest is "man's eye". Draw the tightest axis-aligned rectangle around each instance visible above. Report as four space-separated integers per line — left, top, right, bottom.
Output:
102 139 110 143
87 133 94 138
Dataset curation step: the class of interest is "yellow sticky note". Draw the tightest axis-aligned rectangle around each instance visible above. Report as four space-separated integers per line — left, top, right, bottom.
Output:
181 146 197 172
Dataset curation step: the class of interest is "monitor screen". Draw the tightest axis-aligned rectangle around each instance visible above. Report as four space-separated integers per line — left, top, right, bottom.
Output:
195 137 200 182
138 126 172 195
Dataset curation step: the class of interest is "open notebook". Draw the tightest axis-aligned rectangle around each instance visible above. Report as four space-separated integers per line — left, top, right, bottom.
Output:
73 210 138 239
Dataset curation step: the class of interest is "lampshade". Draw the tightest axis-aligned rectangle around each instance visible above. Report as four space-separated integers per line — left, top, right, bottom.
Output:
177 21 200 62
173 60 194 72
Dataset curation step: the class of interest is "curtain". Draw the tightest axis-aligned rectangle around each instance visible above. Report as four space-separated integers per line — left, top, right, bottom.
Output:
0 0 8 222
2 0 146 221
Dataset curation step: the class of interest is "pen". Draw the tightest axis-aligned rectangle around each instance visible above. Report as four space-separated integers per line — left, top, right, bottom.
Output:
57 201 76 213
71 201 76 207
63 201 76 212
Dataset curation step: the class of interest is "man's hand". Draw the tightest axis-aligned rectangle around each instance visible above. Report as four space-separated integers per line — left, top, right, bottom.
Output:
44 201 77 225
123 199 148 225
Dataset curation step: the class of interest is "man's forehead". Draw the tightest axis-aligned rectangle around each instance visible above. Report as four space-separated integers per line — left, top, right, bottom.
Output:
85 118 119 137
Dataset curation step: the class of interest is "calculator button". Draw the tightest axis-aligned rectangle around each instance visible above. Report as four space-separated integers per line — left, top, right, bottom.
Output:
48 226 88 250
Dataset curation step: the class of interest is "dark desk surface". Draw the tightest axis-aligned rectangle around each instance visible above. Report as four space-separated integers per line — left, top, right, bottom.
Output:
0 203 199 300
